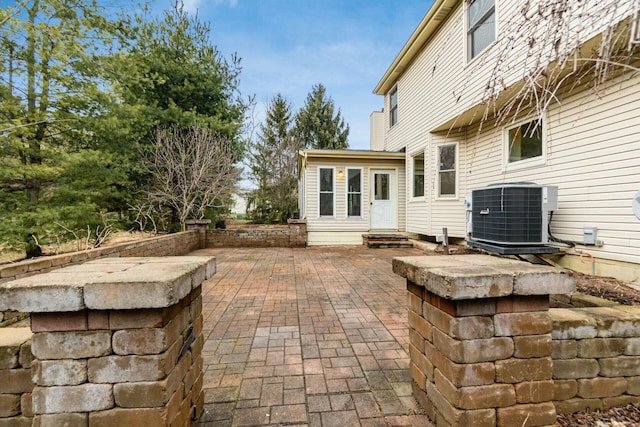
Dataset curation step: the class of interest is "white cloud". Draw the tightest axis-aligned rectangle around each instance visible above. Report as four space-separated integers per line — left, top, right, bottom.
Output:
213 0 238 7
181 0 203 14
182 0 237 14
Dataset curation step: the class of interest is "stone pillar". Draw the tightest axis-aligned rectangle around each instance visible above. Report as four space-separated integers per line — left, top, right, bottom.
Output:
0 256 215 426
185 219 211 249
393 255 575 427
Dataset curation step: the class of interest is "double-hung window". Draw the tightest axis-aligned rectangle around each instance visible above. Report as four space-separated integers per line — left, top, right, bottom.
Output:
412 152 425 198
389 87 398 126
319 167 334 217
506 118 543 165
467 0 495 60
438 144 457 197
347 168 362 217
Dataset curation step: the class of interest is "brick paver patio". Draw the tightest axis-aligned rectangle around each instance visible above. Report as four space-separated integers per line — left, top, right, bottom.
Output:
190 246 433 427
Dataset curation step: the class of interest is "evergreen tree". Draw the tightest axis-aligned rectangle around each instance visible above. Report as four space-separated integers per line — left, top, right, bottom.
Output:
0 0 121 252
247 94 300 223
100 1 250 228
295 83 349 149
0 0 249 253
108 1 248 158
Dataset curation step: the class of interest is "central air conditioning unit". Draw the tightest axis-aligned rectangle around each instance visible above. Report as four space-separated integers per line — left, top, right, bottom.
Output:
468 183 558 245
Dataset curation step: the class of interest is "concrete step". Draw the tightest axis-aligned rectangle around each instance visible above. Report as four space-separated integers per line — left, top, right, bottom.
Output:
366 240 414 249
362 233 412 248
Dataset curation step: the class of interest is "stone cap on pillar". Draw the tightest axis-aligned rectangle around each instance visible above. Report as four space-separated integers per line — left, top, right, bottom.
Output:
393 254 575 300
0 256 216 313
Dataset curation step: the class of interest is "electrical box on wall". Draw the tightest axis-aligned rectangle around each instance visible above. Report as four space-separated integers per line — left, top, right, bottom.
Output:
583 227 598 245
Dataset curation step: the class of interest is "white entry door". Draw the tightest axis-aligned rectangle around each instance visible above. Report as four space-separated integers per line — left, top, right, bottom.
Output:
370 170 396 230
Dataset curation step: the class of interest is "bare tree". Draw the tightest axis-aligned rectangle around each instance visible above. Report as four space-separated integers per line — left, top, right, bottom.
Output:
145 126 240 230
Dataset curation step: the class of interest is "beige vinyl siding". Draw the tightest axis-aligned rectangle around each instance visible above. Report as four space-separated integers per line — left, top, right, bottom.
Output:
429 132 467 237
382 0 635 151
456 72 640 265
307 232 366 246
406 131 468 237
543 73 640 265
377 0 639 264
303 156 406 236
406 139 430 235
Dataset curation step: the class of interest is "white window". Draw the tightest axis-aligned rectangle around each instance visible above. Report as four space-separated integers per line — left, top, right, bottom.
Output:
412 152 425 198
389 87 398 126
319 167 334 217
346 168 362 217
506 118 543 165
467 0 495 60
438 144 457 197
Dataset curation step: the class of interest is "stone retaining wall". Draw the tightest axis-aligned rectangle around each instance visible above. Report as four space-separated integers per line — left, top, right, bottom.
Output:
0 328 33 427
206 220 306 248
0 231 201 285
551 305 640 414
0 231 201 326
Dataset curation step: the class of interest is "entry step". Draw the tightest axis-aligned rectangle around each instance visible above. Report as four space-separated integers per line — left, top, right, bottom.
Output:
363 234 413 249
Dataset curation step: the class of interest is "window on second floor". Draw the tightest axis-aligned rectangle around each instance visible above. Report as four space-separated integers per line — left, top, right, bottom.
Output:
506 118 543 164
438 144 457 197
467 0 495 60
389 87 398 126
412 152 425 198
347 168 362 217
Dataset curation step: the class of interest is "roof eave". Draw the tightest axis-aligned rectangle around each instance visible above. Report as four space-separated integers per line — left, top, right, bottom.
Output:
300 149 405 160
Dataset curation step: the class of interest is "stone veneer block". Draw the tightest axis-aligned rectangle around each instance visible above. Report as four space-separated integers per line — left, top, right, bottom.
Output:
32 413 87 427
32 360 87 386
599 356 640 377
513 335 552 359
31 331 111 360
496 402 556 427
0 368 34 393
393 255 575 300
551 308 600 339
0 256 215 312
578 307 640 338
87 354 168 383
0 328 32 370
32 384 114 414
112 328 167 355
493 312 552 336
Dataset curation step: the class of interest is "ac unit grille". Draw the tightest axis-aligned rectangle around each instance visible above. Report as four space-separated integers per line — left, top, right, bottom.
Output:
472 186 543 244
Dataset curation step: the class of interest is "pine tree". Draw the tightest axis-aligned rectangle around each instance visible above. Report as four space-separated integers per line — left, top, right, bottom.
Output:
0 0 120 252
295 83 349 149
247 95 300 223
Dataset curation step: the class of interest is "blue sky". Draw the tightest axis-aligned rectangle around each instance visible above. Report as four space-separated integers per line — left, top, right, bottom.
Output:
157 0 434 149
1 0 433 148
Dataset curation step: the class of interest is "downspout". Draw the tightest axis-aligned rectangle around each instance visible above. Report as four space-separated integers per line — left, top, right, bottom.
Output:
298 151 308 219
